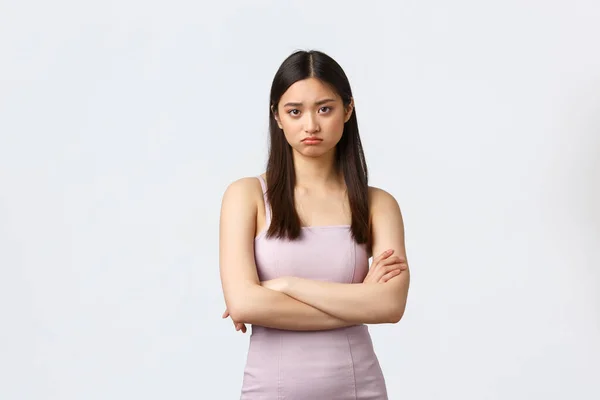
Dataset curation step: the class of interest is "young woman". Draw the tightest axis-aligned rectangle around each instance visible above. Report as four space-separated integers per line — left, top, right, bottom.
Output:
219 50 411 400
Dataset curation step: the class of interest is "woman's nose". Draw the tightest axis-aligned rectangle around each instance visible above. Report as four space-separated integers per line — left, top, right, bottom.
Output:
304 114 320 133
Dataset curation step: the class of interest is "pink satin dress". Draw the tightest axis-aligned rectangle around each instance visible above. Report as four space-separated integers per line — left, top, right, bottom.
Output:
240 176 388 399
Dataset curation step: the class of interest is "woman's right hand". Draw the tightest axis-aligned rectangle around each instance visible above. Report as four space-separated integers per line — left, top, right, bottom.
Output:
363 249 407 284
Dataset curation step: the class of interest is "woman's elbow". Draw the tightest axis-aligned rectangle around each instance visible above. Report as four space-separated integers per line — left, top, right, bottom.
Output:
365 305 403 324
226 285 262 323
387 310 404 324
382 275 409 323
227 303 248 323
386 303 406 324
227 295 257 323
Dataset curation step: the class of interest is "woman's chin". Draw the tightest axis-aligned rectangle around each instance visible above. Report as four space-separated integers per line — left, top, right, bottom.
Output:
298 147 334 158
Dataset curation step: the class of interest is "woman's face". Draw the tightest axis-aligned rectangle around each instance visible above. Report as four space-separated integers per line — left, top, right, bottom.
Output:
274 77 353 158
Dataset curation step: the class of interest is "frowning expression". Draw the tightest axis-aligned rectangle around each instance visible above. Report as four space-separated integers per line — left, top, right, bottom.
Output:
273 77 353 158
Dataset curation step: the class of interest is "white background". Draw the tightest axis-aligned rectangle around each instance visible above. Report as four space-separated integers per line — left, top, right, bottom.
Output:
1 1 599 399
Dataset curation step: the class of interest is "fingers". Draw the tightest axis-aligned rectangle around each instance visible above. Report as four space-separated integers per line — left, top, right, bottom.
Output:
372 257 408 283
377 255 408 271
372 252 405 271
363 250 397 284
380 268 401 282
373 264 400 283
361 248 409 284
235 322 247 333
223 310 247 333
372 249 394 266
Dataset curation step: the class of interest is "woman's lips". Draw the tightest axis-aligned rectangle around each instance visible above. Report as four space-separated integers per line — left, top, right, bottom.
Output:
302 137 322 145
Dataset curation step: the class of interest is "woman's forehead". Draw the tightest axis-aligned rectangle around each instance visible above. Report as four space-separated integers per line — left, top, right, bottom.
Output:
280 78 340 104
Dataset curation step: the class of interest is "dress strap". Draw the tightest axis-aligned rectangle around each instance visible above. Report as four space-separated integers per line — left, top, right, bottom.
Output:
256 175 271 226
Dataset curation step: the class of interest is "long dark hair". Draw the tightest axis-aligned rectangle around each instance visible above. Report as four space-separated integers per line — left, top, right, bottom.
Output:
265 50 369 244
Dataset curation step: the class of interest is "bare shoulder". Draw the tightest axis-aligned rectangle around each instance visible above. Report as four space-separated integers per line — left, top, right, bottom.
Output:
368 186 402 215
220 176 264 217
222 176 263 201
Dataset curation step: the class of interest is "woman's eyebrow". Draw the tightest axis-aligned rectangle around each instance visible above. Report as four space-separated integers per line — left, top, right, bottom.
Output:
283 98 336 107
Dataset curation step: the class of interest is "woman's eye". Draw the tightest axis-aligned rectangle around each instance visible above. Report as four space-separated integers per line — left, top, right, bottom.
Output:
287 107 330 116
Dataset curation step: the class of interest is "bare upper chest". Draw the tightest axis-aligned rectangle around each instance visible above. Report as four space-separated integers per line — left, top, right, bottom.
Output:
294 189 351 226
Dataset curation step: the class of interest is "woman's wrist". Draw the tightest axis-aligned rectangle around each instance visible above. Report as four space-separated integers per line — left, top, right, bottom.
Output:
261 276 294 293
281 276 296 294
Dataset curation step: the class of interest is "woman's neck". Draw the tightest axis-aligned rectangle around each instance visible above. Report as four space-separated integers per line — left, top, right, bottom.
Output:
292 149 343 189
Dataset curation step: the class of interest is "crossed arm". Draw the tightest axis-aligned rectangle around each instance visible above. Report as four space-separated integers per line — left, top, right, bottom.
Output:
219 179 410 332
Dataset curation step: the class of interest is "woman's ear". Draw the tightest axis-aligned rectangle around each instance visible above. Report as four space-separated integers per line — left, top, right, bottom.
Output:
271 105 283 129
344 98 354 123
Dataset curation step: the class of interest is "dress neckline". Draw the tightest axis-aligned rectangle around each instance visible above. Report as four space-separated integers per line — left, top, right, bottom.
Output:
254 224 351 241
